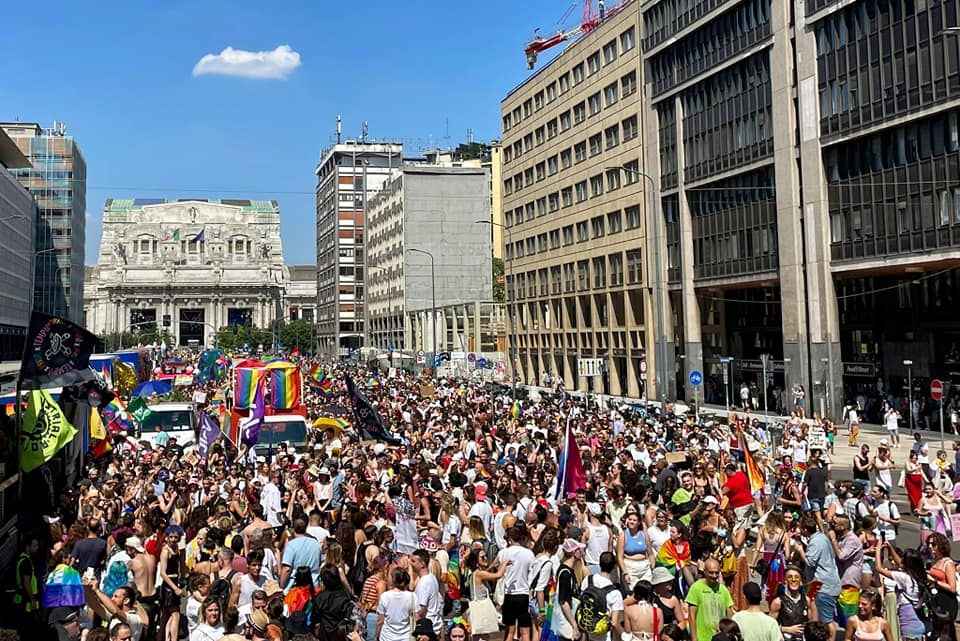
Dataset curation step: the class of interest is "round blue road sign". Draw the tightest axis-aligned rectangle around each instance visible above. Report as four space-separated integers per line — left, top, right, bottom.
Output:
689 370 703 386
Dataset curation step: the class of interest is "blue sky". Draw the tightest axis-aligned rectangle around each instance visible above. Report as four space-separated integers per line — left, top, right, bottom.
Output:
0 1 576 265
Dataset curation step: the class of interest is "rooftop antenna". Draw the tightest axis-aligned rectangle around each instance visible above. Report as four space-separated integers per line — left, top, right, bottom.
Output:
444 118 451 148
337 114 342 144
361 121 368 144
467 128 474 145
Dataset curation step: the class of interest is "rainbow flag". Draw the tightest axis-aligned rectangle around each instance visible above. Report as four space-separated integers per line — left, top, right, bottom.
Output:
307 364 326 385
234 368 264 410
269 367 301 410
835 586 859 628
315 379 333 398
738 426 765 492
43 563 85 607
510 400 522 420
367 377 380 388
104 397 133 432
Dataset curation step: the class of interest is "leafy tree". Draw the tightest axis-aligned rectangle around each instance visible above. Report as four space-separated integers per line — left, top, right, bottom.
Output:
280 320 316 353
492 257 505 303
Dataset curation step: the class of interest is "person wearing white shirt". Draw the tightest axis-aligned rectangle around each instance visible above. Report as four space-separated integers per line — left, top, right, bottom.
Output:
260 472 282 528
579 552 624 641
469 485 494 538
496 526 537 641
411 550 443 635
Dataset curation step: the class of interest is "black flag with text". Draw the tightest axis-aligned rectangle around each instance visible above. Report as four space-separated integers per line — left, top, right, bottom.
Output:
345 375 402 445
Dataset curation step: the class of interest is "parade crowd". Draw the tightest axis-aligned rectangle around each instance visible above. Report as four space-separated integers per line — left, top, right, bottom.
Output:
14 357 960 641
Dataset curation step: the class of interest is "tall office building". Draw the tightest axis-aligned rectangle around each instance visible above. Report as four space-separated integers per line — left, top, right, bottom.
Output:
0 121 86 322
314 141 402 357
0 129 36 361
501 6 648 396
505 0 960 411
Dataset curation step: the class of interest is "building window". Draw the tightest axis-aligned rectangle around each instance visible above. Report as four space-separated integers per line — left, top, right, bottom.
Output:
625 205 642 229
604 82 619 107
621 71 637 97
575 181 588 202
535 127 546 146
587 52 601 75
575 142 587 163
572 63 584 84
523 99 533 118
605 125 620 149
548 192 560 211
505 209 514 227
561 149 572 169
563 225 574 245
609 252 623 286
590 174 604 197
547 119 558 139
562 187 574 207
577 260 590 290
548 155 559 175
534 91 544 111
502 114 512 132
503 146 513 163
536 162 546 181
589 133 603 156
606 168 621 191
550 229 561 248
523 134 533 152
603 40 617 64
620 27 636 52
623 160 640 184
588 92 602 115
525 202 536 221
608 210 622 234
524 168 534 186
538 233 548 252
626 249 643 284
560 111 572 131
593 256 606 288
591 215 605 238
546 82 557 103
559 72 570 93
573 102 586 124
622 115 638 141
503 178 513 195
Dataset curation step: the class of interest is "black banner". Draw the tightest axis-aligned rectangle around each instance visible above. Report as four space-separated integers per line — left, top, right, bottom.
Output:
345 375 402 445
20 312 101 389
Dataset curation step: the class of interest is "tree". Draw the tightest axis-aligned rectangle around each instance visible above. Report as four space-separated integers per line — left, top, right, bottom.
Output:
492 257 505 303
280 320 316 353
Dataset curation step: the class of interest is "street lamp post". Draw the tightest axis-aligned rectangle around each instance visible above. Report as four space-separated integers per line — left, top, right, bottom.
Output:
607 165 668 408
904 359 914 432
475 219 518 400
367 265 397 368
406 248 437 380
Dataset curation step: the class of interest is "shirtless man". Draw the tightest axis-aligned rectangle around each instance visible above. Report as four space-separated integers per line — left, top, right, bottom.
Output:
242 504 271 549
126 536 156 603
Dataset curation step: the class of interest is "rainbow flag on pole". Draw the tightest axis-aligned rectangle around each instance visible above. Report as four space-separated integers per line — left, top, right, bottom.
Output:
737 425 766 492
234 368 265 410
307 364 326 386
104 397 134 432
269 367 302 410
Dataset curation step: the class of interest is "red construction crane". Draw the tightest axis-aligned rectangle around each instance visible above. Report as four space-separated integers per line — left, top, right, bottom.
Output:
524 0 633 69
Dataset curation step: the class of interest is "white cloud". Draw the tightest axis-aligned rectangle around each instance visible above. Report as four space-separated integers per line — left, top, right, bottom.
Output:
192 45 301 80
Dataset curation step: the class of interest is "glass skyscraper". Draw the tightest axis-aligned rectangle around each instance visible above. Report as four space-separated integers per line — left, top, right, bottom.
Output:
0 122 86 322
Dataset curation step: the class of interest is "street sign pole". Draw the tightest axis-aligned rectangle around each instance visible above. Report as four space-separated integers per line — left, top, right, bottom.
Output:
689 370 703 418
932 379 945 449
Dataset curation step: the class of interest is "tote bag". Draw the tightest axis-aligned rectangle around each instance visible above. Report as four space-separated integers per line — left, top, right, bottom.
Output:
469 579 500 636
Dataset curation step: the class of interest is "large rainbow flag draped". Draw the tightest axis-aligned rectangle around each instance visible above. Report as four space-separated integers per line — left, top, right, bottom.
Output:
541 577 560 641
737 425 765 492
835 586 859 628
552 415 585 499
43 563 85 607
269 367 302 410
234 368 265 410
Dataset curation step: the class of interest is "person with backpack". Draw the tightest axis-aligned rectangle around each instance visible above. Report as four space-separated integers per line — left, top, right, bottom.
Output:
210 548 241 630
872 539 930 641
685 557 733 641
577 551 623 641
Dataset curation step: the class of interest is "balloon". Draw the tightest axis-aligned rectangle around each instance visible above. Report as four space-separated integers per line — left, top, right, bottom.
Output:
186 366 194 374
154 367 162 374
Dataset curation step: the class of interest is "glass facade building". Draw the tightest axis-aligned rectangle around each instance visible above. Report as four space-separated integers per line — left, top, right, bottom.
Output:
0 122 86 322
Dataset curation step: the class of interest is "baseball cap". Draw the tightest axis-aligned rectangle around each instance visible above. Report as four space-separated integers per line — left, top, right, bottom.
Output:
702 495 719 505
50 607 78 624
586 502 602 515
561 538 586 554
125 536 146 553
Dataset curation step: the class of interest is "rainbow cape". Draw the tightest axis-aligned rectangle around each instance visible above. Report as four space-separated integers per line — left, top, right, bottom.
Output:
511 400 522 420
43 563 85 607
269 367 301 410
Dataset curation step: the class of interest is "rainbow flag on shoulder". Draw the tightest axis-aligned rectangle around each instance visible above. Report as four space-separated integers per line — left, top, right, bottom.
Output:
510 400 523 420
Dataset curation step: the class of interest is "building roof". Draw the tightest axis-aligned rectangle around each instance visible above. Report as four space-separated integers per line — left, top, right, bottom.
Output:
103 198 279 214
0 128 31 169
288 265 316 281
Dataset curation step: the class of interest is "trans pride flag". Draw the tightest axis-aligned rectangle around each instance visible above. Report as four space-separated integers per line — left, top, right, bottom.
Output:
269 367 301 410
552 415 585 500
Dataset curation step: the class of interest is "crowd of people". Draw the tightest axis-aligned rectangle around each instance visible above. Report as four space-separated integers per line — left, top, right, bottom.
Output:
11 358 960 641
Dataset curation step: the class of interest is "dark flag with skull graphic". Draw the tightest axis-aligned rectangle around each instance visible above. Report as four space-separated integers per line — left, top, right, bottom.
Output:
20 312 101 389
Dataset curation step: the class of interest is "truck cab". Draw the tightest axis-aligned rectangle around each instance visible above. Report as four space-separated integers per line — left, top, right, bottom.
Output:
139 402 197 448
251 414 310 460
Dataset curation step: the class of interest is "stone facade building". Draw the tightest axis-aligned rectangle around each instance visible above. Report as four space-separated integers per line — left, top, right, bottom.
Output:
84 198 287 347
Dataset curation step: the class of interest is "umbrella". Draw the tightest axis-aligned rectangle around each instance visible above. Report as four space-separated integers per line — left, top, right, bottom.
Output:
313 416 350 435
133 380 172 398
265 360 295 369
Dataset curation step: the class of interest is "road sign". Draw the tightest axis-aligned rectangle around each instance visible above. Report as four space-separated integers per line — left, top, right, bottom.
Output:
467 353 476 363
689 370 703 386
932 379 944 401
639 359 647 381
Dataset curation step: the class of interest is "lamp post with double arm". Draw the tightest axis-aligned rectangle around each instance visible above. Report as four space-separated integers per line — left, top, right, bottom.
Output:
406 248 437 379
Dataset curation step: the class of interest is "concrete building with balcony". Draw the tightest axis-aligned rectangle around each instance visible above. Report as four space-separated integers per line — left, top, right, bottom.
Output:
0 121 86 322
315 142 402 357
83 198 287 346
500 5 649 397
364 166 493 357
0 128 36 361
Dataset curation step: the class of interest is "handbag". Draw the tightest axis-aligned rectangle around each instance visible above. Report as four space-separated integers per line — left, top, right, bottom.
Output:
469 580 500 636
754 532 784 581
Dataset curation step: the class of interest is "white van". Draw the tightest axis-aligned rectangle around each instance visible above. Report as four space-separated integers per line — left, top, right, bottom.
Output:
251 414 310 460
139 403 197 448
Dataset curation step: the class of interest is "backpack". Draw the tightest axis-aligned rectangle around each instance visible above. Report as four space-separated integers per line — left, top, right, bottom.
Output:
576 575 616 635
210 570 237 614
348 543 370 596
102 559 130 597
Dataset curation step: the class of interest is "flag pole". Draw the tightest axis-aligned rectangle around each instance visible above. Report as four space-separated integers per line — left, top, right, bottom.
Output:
13 375 23 547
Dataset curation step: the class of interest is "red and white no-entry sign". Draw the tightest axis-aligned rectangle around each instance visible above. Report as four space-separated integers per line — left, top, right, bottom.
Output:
931 379 944 401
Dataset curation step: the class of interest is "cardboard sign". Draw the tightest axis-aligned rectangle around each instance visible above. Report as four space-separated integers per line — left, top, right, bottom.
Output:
665 452 687 464
808 427 827 450
420 384 435 399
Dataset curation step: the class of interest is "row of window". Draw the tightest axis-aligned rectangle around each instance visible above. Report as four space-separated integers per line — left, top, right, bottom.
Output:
829 189 960 242
505 249 643 299
658 103 679 189
503 72 637 165
643 0 734 50
816 0 960 137
505 206 644 261
502 26 636 133
647 0 771 97
502 119 639 196
823 108 960 182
